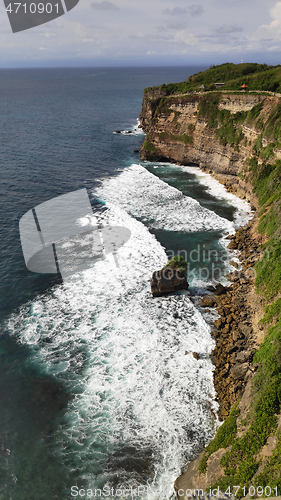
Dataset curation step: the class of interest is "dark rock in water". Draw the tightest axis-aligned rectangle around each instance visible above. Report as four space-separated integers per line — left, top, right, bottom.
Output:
151 267 189 297
227 239 238 249
192 352 199 360
134 149 139 153
207 285 216 292
127 130 132 134
200 295 216 307
116 130 121 133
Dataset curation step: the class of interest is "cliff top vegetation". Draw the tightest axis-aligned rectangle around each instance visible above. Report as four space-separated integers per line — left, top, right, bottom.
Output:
144 62 281 95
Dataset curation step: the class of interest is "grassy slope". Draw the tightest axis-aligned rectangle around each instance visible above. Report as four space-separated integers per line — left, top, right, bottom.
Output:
143 64 281 494
200 155 281 495
145 62 281 95
196 69 281 494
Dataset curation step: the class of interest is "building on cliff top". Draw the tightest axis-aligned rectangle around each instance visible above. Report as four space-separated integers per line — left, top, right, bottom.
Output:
240 83 249 91
214 82 225 88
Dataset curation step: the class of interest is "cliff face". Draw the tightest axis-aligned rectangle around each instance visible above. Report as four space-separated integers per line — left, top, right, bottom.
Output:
139 91 280 206
140 89 281 496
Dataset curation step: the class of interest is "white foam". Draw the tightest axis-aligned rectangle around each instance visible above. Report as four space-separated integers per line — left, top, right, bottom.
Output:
114 119 144 136
181 165 253 230
94 164 234 234
7 204 218 499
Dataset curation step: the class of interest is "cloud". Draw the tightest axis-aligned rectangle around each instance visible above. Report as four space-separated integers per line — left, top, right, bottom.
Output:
44 31 57 38
163 5 204 17
91 1 119 11
189 5 204 17
174 30 198 45
216 25 244 34
165 22 187 30
252 2 281 41
163 7 187 15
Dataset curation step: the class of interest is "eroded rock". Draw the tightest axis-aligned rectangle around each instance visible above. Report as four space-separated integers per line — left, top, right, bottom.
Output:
151 267 189 297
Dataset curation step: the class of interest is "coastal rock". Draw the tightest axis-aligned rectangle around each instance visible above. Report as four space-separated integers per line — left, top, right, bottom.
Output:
200 295 216 307
214 283 227 295
230 362 249 380
151 267 189 297
236 350 253 363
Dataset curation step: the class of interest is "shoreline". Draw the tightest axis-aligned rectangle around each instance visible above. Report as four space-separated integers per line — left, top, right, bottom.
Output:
173 167 267 498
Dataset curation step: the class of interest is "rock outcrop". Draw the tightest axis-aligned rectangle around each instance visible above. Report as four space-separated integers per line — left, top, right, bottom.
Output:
139 90 281 207
151 267 189 297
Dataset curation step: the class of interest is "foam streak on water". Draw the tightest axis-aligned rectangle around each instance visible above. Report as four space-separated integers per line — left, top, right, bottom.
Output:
94 164 234 234
7 200 218 499
181 165 252 229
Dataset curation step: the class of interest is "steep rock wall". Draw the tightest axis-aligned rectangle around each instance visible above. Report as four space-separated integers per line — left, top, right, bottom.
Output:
139 92 279 206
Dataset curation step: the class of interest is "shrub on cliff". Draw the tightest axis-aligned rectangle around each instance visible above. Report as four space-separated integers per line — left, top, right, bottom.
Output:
142 140 157 152
163 255 187 272
144 63 281 95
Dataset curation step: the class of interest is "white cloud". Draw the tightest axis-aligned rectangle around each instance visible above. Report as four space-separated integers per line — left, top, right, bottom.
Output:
163 7 187 16
216 25 243 34
163 5 204 17
252 1 281 40
0 0 278 66
174 30 198 46
189 5 204 17
91 1 119 10
44 31 57 38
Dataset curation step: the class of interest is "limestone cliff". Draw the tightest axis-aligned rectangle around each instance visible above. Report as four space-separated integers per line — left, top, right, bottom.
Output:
139 90 281 206
139 87 281 496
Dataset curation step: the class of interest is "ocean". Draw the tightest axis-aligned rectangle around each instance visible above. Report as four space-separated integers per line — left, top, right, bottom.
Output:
0 67 251 500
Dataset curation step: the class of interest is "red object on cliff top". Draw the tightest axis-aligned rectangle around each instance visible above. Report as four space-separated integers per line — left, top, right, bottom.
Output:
240 84 249 88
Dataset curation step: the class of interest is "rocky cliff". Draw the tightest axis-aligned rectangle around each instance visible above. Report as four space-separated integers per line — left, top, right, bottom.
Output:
139 90 281 207
139 87 281 496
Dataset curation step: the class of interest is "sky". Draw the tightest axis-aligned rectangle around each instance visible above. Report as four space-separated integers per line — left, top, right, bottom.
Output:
0 0 281 67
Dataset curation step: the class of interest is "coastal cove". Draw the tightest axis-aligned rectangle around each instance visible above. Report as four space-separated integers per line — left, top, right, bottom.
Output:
1 65 281 500
0 66 257 500
139 63 281 497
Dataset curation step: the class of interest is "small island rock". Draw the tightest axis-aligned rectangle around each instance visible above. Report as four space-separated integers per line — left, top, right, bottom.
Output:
151 267 189 297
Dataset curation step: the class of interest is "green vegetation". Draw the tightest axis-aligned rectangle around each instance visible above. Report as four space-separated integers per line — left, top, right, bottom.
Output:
159 132 193 144
198 94 246 147
142 139 157 152
200 156 281 494
144 62 281 95
142 63 281 493
210 382 279 496
198 403 240 473
263 103 281 140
